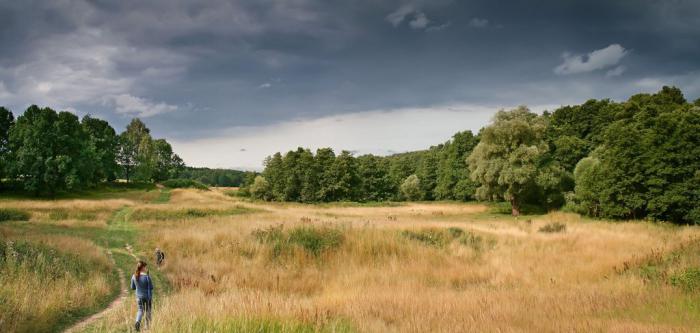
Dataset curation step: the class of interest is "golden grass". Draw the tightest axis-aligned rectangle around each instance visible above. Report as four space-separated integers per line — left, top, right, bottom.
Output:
4 189 700 332
0 235 113 333
87 190 700 332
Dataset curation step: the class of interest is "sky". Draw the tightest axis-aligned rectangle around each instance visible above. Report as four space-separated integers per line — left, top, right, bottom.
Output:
1 0 699 170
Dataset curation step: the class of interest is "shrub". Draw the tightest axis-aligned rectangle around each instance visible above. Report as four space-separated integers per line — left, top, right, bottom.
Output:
538 222 567 233
401 227 488 251
161 178 209 190
400 174 423 201
670 268 700 292
288 226 344 256
0 208 30 222
401 229 449 247
252 224 345 258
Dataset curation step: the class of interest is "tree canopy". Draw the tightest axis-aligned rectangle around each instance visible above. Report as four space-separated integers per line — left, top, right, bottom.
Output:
0 105 188 195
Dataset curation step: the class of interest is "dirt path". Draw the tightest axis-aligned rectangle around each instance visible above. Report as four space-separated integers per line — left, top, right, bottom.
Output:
64 251 127 333
64 206 142 333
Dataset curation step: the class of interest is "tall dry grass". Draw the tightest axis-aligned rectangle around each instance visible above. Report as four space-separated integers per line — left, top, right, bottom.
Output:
0 196 138 333
3 188 699 332
86 189 700 332
0 235 113 333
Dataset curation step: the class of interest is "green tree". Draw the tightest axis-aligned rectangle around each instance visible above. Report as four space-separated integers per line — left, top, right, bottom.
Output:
82 115 119 182
400 174 422 201
325 151 359 201
298 148 319 202
416 149 439 200
576 89 700 223
357 154 394 202
9 106 89 195
467 106 557 216
117 118 154 183
262 152 285 201
435 131 479 200
316 148 337 201
249 175 271 200
572 156 603 217
152 139 184 181
0 107 15 181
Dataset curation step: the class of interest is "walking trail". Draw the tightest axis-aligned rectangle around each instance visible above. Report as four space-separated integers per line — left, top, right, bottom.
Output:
64 206 140 333
63 249 131 333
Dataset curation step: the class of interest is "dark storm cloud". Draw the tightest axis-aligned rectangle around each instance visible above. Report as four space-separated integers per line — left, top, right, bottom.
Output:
0 0 698 139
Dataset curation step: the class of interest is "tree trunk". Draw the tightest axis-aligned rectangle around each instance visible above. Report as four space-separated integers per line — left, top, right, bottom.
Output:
510 197 520 217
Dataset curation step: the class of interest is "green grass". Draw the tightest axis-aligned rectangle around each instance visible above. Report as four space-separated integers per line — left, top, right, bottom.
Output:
151 189 171 204
401 227 492 251
0 208 30 222
0 203 172 331
0 181 157 201
131 206 257 221
253 224 345 258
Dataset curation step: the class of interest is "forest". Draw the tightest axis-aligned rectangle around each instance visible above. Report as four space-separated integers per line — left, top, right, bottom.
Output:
178 167 250 187
0 105 184 195
246 87 700 224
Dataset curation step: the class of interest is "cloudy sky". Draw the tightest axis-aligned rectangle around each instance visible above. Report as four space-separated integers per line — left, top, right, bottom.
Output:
1 0 699 169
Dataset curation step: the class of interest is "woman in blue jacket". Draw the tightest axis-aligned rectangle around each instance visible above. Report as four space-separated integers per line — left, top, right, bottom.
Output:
131 260 154 332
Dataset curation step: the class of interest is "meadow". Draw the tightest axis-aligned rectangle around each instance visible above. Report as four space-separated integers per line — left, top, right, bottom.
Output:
2 187 700 332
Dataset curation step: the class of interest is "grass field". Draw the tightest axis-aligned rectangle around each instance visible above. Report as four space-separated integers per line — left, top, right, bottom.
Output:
2 187 700 332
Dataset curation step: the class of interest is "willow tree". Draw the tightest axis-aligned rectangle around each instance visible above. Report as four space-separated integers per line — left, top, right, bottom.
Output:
467 106 553 216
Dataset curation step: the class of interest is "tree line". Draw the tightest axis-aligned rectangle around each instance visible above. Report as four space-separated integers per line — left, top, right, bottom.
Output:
0 105 184 195
178 167 250 187
245 87 700 224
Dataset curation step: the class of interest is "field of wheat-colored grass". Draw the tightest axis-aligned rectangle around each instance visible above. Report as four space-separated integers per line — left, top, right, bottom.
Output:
81 189 700 332
3 188 700 332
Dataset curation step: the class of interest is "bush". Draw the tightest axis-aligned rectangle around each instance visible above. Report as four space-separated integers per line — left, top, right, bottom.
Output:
252 225 345 258
670 268 700 292
401 227 489 251
0 208 30 222
401 229 449 247
161 178 209 190
400 174 423 201
538 222 567 233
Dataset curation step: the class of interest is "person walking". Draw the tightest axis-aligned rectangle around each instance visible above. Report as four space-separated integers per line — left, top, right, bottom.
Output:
131 260 154 332
155 248 165 267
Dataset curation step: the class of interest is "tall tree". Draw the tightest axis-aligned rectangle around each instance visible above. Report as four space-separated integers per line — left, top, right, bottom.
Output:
416 149 439 200
325 151 359 201
574 88 700 223
435 131 479 200
82 115 119 182
9 106 89 195
117 118 153 183
297 148 319 202
152 139 184 181
262 152 285 200
0 107 14 181
400 174 422 201
467 106 557 216
357 154 394 202
316 148 337 201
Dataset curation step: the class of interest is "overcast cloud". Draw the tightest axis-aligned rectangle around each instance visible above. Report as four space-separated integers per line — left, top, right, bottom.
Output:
0 0 699 168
